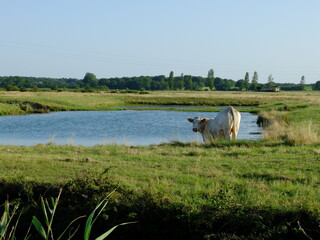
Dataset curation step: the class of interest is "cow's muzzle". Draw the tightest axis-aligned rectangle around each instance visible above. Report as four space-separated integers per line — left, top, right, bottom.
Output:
193 128 198 132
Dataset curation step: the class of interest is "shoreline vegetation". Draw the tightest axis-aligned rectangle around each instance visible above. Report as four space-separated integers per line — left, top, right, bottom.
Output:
1 91 320 239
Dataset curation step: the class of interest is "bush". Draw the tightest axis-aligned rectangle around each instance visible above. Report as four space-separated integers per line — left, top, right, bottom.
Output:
19 87 28 92
5 85 20 91
81 87 96 93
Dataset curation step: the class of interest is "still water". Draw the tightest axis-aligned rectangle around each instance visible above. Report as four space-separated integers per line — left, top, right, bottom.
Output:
0 111 261 146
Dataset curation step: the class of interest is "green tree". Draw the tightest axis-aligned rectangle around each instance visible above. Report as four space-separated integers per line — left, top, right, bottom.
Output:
141 76 152 90
244 72 250 90
83 72 98 88
235 79 245 91
268 74 275 86
179 73 184 90
98 78 109 88
300 75 305 90
251 71 258 90
186 75 193 90
312 80 320 90
33 85 39 92
224 79 235 90
51 85 58 91
206 69 214 90
168 71 174 90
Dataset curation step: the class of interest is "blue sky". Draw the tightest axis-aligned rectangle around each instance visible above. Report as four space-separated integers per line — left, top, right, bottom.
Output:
1 0 319 83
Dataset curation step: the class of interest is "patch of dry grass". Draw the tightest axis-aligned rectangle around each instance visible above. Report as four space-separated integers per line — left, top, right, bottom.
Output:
285 121 319 145
257 109 289 127
262 110 319 145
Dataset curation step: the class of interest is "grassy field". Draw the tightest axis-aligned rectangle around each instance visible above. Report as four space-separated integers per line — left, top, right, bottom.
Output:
0 90 320 239
1 143 319 209
1 90 320 113
1 142 319 239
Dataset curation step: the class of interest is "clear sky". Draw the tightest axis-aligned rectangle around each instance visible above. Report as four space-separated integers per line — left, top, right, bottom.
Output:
1 0 319 83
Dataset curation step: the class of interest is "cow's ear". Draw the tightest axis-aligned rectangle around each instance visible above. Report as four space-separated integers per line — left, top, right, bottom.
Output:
187 118 193 122
201 118 207 123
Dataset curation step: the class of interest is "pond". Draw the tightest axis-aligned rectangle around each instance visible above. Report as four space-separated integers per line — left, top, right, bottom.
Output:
0 110 262 146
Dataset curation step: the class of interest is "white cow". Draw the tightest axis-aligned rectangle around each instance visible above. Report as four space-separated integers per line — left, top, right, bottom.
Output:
187 106 241 143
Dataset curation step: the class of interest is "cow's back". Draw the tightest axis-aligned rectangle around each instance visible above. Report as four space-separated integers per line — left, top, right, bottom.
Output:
216 107 234 129
205 108 231 137
207 106 241 139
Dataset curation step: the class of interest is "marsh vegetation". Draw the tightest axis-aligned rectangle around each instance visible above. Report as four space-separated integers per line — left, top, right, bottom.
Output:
0 91 319 239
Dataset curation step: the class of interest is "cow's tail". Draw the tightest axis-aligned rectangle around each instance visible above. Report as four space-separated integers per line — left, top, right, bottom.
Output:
228 106 235 121
228 106 237 139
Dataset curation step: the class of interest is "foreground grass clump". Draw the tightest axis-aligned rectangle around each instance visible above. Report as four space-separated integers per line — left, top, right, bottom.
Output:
0 142 319 239
1 185 136 240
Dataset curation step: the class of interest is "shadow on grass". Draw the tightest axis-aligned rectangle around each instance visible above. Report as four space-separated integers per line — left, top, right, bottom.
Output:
160 139 284 148
241 173 292 182
0 175 319 240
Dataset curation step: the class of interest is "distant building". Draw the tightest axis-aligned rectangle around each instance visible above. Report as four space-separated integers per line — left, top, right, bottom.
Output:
260 86 280 92
201 87 211 91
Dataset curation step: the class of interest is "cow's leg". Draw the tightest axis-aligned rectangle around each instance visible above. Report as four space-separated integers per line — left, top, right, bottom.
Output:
219 129 224 137
231 127 237 140
202 135 207 143
230 125 238 139
224 128 232 139
202 133 209 143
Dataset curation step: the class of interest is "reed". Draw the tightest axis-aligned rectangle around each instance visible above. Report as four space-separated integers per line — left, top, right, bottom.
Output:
1 189 135 240
0 202 21 240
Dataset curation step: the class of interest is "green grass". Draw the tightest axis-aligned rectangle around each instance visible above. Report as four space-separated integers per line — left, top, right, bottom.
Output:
0 142 319 239
1 90 320 116
1 143 319 212
0 92 125 113
0 102 24 115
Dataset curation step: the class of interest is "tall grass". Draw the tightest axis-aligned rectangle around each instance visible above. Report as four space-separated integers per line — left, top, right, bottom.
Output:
31 188 83 240
285 121 319 145
260 110 319 145
0 202 22 240
1 189 136 240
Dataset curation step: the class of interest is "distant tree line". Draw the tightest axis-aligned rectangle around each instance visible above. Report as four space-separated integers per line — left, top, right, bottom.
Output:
312 80 320 90
0 71 318 91
0 73 228 91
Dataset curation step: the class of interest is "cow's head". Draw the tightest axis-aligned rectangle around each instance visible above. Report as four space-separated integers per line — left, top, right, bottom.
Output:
187 117 207 133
